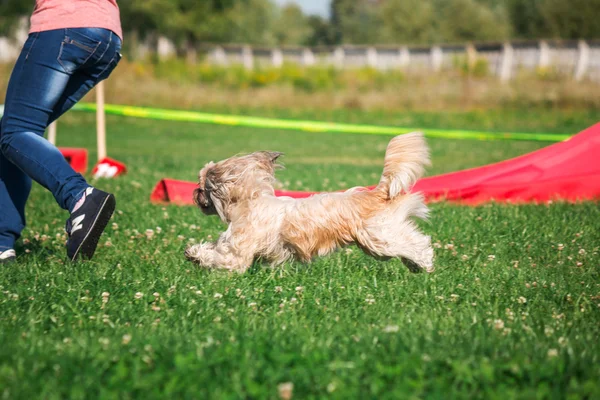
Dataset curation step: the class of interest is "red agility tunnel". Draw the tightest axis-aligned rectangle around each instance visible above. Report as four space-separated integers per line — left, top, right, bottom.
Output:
59 147 88 173
413 122 600 204
150 123 600 206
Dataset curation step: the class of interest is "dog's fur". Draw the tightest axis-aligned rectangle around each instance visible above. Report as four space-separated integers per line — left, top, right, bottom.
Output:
185 132 434 273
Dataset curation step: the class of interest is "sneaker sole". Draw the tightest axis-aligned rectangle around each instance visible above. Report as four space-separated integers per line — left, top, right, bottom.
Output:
0 257 16 264
70 194 116 261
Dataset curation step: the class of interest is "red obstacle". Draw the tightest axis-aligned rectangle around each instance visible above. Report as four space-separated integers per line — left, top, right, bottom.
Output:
150 123 600 206
59 147 88 173
92 157 127 179
150 178 311 205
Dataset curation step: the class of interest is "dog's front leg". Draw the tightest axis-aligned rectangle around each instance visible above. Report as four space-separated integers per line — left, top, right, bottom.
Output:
185 239 253 273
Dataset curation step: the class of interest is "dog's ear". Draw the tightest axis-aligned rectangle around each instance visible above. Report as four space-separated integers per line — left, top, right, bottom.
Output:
198 161 216 181
256 151 283 165
194 161 218 215
267 152 284 163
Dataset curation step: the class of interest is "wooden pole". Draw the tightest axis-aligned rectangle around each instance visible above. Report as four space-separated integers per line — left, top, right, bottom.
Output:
47 121 57 145
96 81 106 161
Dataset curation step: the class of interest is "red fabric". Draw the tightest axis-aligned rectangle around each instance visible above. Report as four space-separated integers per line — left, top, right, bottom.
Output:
59 147 87 173
150 123 600 206
412 122 600 204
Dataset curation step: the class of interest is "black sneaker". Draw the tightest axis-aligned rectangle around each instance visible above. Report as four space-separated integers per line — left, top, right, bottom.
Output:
65 187 116 261
0 249 16 264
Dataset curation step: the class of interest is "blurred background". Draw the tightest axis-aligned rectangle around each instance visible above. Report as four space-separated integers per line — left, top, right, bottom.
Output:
1 0 599 113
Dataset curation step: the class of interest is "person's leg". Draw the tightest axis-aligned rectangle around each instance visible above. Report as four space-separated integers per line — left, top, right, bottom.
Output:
0 29 92 215
50 28 122 123
0 34 40 251
0 153 30 251
0 28 121 253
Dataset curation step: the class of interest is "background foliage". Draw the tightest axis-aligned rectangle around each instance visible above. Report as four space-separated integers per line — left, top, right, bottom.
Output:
2 0 600 47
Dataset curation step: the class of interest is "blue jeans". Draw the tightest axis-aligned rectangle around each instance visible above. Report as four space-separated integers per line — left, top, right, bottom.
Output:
0 28 122 251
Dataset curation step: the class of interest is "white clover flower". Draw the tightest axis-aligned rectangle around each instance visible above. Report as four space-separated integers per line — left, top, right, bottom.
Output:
493 319 504 330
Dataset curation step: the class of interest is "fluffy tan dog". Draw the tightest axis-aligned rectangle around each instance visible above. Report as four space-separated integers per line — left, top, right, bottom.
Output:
185 132 434 273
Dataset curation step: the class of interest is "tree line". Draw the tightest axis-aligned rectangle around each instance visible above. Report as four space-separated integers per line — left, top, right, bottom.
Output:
1 0 599 48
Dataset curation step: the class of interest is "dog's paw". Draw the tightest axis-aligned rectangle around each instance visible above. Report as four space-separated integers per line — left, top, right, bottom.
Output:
401 246 434 273
184 245 200 262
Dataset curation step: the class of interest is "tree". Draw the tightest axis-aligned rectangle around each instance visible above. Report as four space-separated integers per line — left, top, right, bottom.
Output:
330 0 382 44
304 15 336 46
435 0 511 42
536 0 600 39
272 4 312 46
505 0 546 39
378 0 437 44
224 0 277 45
0 0 31 37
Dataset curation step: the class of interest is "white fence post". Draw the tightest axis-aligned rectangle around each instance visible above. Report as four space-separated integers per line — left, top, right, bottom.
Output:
499 42 514 83
271 48 283 67
431 46 443 72
242 45 254 70
539 40 550 69
399 46 410 68
157 36 176 61
302 48 315 66
211 46 228 66
366 47 378 69
574 40 590 81
333 47 345 68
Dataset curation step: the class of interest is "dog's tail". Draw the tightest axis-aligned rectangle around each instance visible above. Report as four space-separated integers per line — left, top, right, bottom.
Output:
375 132 430 200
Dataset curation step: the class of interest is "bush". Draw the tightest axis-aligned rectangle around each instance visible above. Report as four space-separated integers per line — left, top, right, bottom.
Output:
454 55 490 77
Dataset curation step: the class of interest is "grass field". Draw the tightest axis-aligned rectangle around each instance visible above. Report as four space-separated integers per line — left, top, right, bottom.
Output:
0 109 599 399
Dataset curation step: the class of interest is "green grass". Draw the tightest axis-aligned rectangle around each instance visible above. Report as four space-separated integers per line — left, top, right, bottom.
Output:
0 110 599 399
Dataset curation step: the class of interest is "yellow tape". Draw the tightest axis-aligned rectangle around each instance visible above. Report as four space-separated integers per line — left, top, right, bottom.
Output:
71 103 572 142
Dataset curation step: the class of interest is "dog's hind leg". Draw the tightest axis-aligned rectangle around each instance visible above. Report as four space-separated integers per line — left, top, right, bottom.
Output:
357 223 434 273
356 194 434 273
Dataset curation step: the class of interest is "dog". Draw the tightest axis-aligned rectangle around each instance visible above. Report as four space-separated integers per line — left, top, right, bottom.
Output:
185 132 434 274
